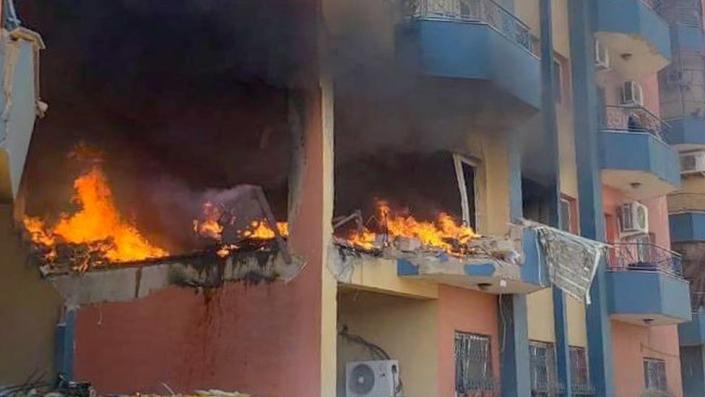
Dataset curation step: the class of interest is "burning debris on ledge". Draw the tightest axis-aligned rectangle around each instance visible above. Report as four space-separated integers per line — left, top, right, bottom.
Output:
43 241 303 307
330 203 528 290
20 150 302 303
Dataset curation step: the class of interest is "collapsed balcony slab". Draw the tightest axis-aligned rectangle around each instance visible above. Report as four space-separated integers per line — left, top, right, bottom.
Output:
45 249 303 306
331 226 549 295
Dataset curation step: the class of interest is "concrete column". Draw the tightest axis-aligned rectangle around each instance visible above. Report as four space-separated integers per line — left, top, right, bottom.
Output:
287 77 336 397
500 128 530 397
567 1 615 395
538 0 572 394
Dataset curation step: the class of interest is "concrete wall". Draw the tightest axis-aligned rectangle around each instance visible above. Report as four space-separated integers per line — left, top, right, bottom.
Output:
337 291 439 397
611 321 684 397
337 285 500 397
0 204 63 384
528 289 556 343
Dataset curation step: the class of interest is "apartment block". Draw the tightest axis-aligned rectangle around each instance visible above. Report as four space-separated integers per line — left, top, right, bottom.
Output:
0 0 697 397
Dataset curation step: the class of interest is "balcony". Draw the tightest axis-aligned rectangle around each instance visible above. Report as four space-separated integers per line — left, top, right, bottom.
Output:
397 0 541 124
396 227 548 294
606 242 691 325
679 299 705 346
663 116 705 149
0 28 45 202
600 105 681 199
595 0 671 79
669 193 705 242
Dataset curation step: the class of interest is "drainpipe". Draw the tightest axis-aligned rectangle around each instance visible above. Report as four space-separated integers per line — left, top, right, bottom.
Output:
568 0 615 395
54 306 76 380
538 0 572 395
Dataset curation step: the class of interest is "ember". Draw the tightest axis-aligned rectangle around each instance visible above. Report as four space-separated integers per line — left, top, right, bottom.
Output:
345 200 478 255
23 166 169 268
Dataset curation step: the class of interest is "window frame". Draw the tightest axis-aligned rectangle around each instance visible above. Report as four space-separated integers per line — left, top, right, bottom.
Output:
569 346 592 395
559 194 579 234
454 331 494 396
453 154 479 229
529 340 559 396
643 357 668 392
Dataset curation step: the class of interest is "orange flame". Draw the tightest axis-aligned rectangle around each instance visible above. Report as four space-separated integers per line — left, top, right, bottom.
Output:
346 200 478 253
23 166 168 265
193 202 224 240
242 220 289 239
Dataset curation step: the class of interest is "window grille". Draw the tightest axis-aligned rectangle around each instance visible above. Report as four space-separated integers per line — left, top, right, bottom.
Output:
455 332 495 395
643 358 668 392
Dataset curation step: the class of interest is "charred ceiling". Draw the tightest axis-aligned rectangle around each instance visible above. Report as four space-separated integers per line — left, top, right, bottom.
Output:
16 0 318 263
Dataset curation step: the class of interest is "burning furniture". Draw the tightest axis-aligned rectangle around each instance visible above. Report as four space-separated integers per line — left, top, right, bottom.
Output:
22 160 302 304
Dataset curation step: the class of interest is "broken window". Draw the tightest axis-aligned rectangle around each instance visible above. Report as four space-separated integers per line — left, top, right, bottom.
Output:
454 332 494 395
529 341 559 397
569 346 592 395
453 154 478 229
643 358 668 392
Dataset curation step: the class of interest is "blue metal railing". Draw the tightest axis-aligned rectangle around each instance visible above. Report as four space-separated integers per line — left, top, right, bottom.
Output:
606 241 683 277
407 0 536 54
601 105 671 141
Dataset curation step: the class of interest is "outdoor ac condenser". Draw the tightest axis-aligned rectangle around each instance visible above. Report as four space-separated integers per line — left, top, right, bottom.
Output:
346 360 400 397
619 201 649 237
681 151 705 175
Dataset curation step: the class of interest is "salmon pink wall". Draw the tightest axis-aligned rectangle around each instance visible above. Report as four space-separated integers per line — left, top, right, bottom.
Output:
611 321 683 397
437 286 499 397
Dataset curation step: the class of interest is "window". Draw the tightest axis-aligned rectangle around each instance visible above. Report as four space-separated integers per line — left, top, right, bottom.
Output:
570 346 592 395
633 233 655 264
530 341 559 396
643 358 667 392
455 332 493 395
453 154 478 230
553 58 563 104
559 195 578 234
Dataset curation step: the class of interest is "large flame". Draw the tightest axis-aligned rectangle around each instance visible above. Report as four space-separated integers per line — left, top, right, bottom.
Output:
23 166 168 266
347 200 478 253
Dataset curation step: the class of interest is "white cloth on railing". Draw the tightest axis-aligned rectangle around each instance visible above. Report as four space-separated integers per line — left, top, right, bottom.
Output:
525 221 608 304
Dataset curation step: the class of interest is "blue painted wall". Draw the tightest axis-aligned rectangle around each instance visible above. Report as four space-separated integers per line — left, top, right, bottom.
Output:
670 212 705 243
409 20 541 108
664 116 705 147
681 345 705 397
600 131 681 188
672 24 705 53
595 0 671 60
680 311 705 346
606 271 691 322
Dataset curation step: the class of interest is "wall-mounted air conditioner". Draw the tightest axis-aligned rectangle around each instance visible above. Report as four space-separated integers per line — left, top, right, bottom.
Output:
346 360 400 397
681 151 705 175
621 80 644 106
618 202 649 237
595 40 610 70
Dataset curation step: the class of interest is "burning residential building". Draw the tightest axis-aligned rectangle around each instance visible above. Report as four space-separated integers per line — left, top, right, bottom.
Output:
0 0 696 397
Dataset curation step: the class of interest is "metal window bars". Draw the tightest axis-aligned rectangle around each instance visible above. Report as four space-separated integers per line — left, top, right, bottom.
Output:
606 241 683 277
529 341 561 397
405 0 536 54
601 105 670 141
455 332 496 396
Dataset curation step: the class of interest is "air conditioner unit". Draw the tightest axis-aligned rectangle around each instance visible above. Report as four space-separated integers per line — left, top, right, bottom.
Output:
346 360 400 397
681 151 705 174
595 40 610 70
621 80 644 106
618 202 648 237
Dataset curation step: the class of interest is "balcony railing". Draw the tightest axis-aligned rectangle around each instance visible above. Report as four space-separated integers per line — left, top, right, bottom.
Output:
601 105 670 140
406 0 536 53
607 241 683 277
